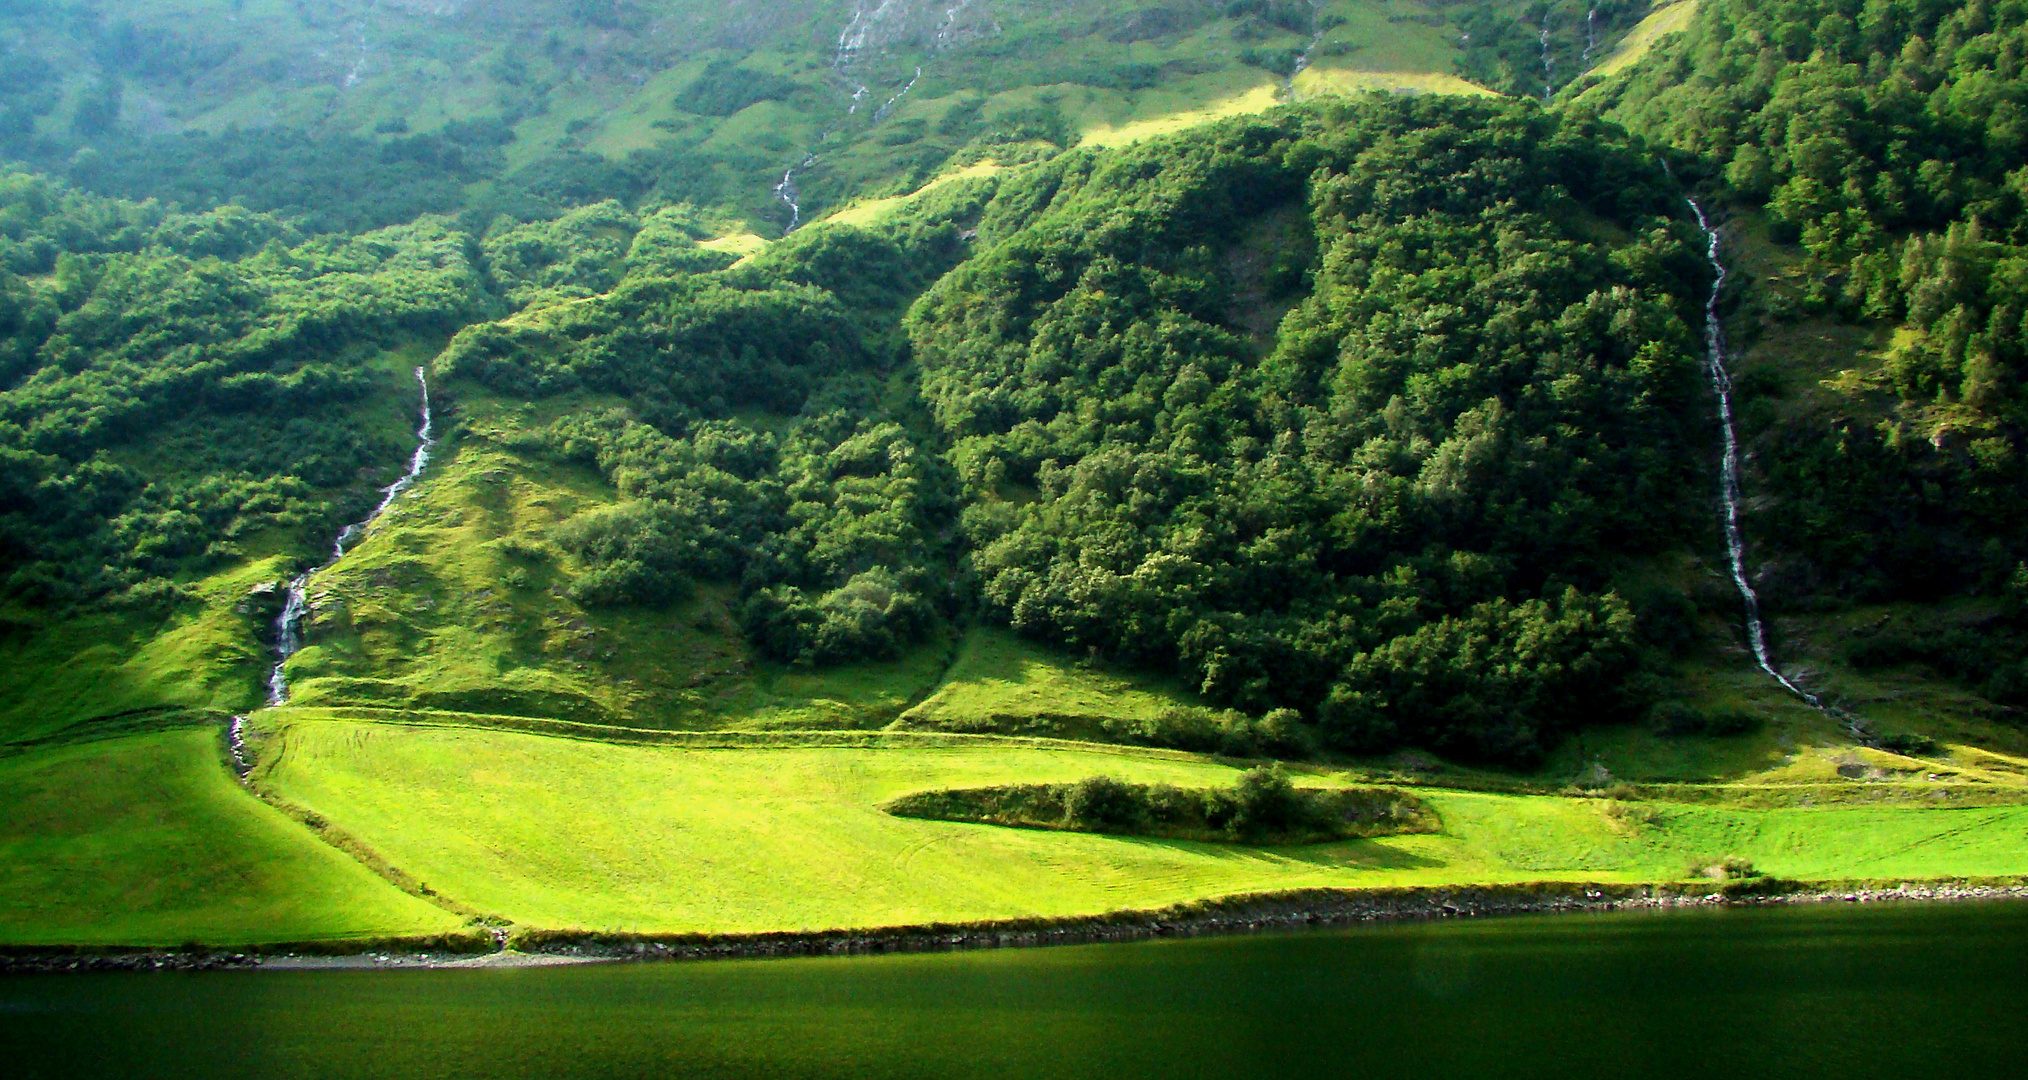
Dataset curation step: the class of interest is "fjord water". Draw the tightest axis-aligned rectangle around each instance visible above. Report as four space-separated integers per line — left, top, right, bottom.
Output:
7 902 2026 1080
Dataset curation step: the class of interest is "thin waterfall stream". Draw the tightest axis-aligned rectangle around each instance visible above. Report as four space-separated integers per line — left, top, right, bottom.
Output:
774 165 805 232
1283 0 1326 99
1688 201 1869 737
1538 11 1556 99
266 367 435 703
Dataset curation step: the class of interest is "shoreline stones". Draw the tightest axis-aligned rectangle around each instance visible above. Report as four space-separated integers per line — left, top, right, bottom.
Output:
6 882 2024 974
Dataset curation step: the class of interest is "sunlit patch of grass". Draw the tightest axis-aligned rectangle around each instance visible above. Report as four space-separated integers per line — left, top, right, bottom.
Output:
0 728 460 946
698 231 771 258
1588 0 1702 79
896 627 1206 734
1076 83 1288 149
1292 67 1500 99
821 161 1007 229
256 715 2028 936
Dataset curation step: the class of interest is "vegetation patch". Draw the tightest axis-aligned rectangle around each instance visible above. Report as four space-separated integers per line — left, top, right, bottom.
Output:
1685 854 1761 882
883 767 1439 845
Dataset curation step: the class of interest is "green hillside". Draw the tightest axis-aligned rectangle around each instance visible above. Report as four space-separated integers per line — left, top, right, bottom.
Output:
0 0 1664 234
4 0 2028 950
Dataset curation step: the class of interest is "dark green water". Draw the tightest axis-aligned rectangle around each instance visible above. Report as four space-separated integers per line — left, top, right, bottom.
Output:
6 901 2026 1079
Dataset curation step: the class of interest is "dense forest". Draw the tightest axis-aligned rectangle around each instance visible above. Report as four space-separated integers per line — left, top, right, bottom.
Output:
1603 0 2028 599
0 172 488 608
905 99 1711 761
1595 0 2028 699
3 0 2026 767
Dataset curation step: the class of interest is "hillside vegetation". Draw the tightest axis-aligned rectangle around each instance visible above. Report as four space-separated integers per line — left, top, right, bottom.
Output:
3 1 2028 950
0 0 1639 234
1593 0 2028 712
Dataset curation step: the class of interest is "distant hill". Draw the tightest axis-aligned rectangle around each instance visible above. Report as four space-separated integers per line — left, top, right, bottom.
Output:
0 1 1664 232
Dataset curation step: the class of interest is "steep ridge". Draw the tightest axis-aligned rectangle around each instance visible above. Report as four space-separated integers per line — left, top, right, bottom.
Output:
2 2 2023 771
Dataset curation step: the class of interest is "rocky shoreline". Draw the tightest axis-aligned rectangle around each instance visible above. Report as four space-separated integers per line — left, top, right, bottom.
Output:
502 880 2028 964
0 951 260 975
5 879 2023 974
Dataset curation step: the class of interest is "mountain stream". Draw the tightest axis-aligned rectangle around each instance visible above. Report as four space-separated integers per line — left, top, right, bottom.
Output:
265 368 436 707
1687 201 1870 735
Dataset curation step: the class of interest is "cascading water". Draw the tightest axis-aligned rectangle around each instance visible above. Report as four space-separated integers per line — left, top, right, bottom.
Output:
264 366 436 707
225 714 252 777
875 67 921 122
344 0 377 89
1284 0 1326 98
774 155 815 233
1538 12 1556 100
1687 201 1831 711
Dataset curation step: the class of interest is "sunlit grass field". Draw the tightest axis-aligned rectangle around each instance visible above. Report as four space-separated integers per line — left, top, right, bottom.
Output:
0 727 460 946
4 709 2022 947
239 716 2028 938
1585 0 1702 80
896 627 1206 734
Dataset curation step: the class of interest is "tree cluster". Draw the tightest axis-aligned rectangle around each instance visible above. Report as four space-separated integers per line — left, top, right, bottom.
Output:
906 97 1707 762
0 175 488 606
1602 0 2028 601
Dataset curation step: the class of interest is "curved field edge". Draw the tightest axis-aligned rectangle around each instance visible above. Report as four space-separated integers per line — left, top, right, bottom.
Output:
247 718 2028 937
0 728 464 947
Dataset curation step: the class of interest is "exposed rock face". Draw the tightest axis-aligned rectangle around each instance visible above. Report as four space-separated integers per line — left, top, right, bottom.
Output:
835 0 997 64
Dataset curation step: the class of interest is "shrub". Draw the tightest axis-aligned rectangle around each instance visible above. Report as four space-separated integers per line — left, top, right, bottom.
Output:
1876 733 1940 757
1100 706 1318 759
1063 776 1142 831
673 62 801 117
886 773 1436 845
1600 800 1662 830
553 500 702 607
1210 764 1303 842
741 568 934 666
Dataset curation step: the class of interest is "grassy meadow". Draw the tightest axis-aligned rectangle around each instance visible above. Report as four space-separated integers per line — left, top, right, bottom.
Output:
234 714 2028 938
895 628 1208 736
0 727 462 946
1584 0 1702 80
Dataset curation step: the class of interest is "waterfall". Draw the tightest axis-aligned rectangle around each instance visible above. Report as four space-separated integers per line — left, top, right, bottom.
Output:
1282 0 1326 98
774 157 813 233
1687 201 1824 709
875 67 920 122
264 366 436 706
1581 6 1598 67
835 0 906 67
1539 12 1556 100
344 0 377 88
225 714 252 778
934 0 980 48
